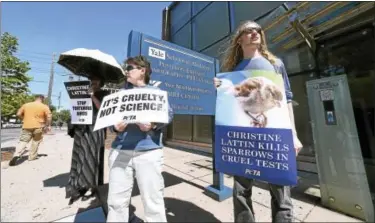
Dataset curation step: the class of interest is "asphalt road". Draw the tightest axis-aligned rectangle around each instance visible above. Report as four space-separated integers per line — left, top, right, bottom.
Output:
1 128 67 144
1 128 22 144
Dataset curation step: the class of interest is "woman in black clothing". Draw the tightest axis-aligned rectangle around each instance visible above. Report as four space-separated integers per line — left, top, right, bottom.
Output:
65 76 109 205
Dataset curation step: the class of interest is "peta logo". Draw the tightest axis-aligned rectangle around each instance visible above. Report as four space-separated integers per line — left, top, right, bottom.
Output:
149 80 162 87
148 47 165 60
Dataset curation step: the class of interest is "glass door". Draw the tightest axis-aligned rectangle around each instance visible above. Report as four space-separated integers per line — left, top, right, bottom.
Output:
317 25 375 202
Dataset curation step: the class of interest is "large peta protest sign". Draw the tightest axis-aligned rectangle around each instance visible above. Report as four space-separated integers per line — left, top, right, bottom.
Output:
214 70 297 186
93 88 169 131
127 31 217 115
64 81 93 125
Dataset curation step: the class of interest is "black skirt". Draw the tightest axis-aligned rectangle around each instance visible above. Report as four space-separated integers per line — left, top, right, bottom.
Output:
65 124 106 201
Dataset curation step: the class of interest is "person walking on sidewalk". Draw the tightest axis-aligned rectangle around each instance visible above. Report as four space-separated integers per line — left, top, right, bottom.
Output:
106 56 173 223
214 20 303 222
65 76 109 205
9 94 52 166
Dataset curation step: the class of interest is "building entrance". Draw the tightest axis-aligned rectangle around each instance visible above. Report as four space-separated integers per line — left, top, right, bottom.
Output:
316 24 375 217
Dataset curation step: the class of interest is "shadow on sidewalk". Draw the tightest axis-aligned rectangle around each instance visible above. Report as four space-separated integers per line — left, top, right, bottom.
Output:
16 154 48 165
97 171 220 222
252 180 320 206
167 146 321 209
43 172 69 188
53 195 104 222
164 197 221 222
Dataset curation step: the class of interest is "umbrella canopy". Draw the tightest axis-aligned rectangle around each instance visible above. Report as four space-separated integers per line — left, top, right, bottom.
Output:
57 48 125 83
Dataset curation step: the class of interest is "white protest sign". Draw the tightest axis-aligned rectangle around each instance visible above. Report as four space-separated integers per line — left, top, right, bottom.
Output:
69 98 93 125
93 88 169 131
64 81 93 125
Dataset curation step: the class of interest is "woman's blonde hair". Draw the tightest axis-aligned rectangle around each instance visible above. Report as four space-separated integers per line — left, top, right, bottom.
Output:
221 20 277 72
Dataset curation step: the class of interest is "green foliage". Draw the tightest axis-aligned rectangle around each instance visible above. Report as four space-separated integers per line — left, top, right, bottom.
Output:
52 110 58 122
58 109 71 122
52 109 71 123
49 104 56 112
1 32 33 117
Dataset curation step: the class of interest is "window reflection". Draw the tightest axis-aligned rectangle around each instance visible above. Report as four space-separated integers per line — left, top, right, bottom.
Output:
200 37 230 60
289 73 317 156
192 2 230 51
317 27 375 163
170 2 191 35
232 2 282 29
192 1 211 16
278 44 315 74
193 115 213 144
171 23 192 49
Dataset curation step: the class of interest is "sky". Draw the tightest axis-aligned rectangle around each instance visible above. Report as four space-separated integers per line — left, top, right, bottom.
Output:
1 1 171 110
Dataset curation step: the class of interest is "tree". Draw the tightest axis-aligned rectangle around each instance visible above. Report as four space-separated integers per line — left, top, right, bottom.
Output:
58 109 71 122
49 104 56 113
1 32 33 117
52 109 71 123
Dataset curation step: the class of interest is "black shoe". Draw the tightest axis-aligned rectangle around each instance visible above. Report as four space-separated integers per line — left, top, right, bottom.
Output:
9 156 19 166
68 194 81 205
81 188 97 201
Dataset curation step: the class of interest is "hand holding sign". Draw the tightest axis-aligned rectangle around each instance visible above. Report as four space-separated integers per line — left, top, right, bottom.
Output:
114 121 128 132
88 87 94 96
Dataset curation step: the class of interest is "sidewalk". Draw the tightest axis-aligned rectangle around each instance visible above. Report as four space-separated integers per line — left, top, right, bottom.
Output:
1 132 102 222
100 147 363 222
1 132 363 222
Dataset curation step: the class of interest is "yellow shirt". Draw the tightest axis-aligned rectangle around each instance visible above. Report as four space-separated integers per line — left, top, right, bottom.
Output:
19 101 52 129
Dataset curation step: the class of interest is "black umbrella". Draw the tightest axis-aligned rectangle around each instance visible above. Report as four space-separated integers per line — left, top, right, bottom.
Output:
57 48 125 83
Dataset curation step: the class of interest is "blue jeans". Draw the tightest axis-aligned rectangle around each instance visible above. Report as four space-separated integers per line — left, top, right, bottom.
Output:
233 176 293 223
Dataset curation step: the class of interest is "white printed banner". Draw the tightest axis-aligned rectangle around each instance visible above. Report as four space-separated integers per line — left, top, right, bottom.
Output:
70 98 93 125
93 88 169 131
64 81 93 125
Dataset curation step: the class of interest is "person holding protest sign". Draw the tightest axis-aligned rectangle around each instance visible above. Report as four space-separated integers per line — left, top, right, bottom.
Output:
213 20 303 222
106 56 173 223
66 76 109 205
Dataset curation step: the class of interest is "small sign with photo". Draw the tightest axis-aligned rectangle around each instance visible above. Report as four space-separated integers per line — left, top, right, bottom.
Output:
320 89 334 101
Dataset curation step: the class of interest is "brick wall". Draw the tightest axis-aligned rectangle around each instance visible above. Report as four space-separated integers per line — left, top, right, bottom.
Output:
1 147 15 161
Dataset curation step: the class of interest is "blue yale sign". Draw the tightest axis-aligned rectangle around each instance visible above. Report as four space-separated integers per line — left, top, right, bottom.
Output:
127 31 217 115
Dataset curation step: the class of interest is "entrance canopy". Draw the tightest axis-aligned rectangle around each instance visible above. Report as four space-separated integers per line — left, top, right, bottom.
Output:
261 2 375 52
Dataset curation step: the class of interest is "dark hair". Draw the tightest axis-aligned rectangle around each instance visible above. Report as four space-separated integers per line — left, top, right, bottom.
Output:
35 94 45 100
124 56 152 84
90 76 105 87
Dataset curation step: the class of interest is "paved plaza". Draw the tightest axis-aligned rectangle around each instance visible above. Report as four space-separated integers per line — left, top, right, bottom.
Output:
1 131 362 222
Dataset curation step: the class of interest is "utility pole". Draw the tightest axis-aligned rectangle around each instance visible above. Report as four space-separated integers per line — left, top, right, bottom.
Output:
57 91 61 111
47 53 55 106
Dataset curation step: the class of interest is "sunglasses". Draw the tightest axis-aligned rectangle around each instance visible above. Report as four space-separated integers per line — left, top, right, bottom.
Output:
124 64 141 72
242 26 262 34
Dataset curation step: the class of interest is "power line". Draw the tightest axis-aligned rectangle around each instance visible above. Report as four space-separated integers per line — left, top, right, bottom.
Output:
27 67 67 75
30 80 48 83
14 53 51 60
28 68 53 72
24 59 52 65
16 49 52 56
